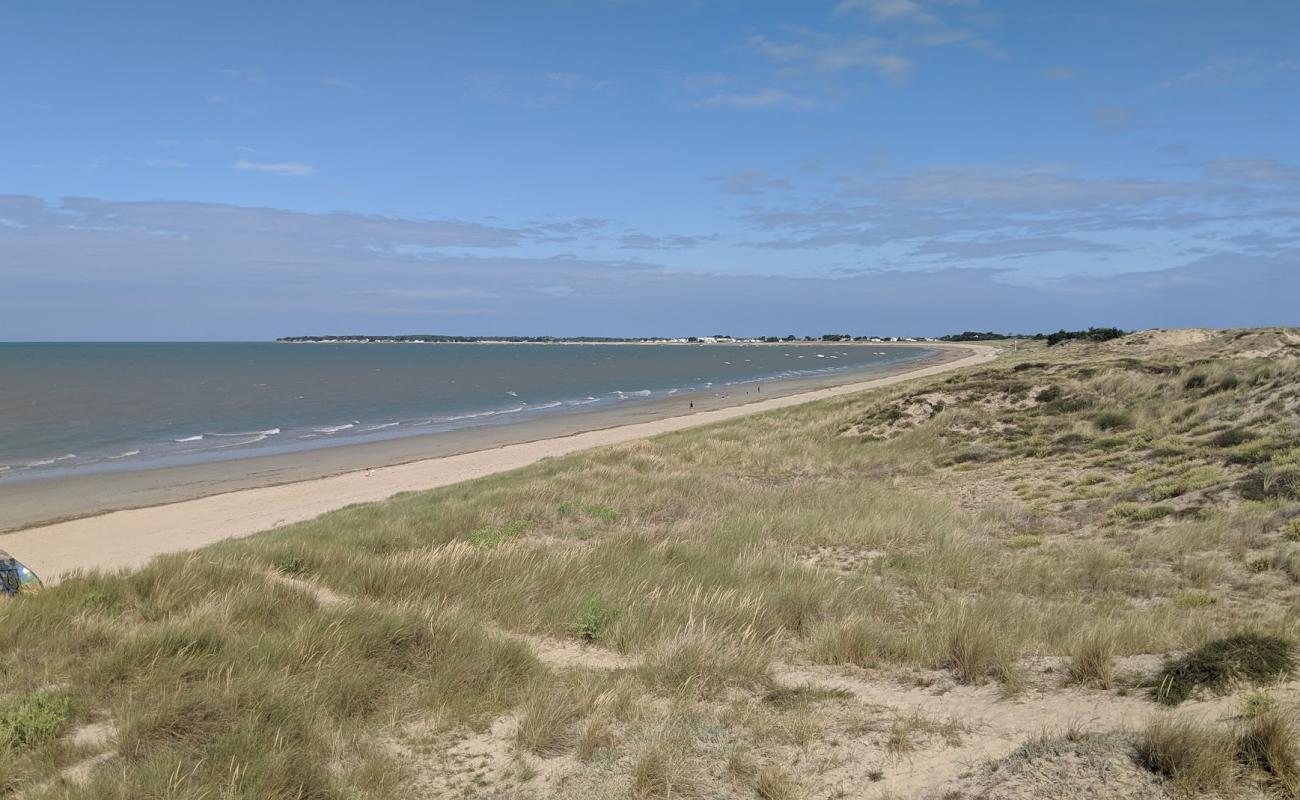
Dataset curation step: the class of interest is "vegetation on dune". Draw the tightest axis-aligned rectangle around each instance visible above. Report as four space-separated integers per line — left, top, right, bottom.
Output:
2 327 1300 797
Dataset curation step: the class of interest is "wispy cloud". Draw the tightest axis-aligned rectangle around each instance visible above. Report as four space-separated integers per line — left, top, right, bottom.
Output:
749 33 912 79
1202 159 1299 184
321 76 354 89
1157 58 1297 90
232 159 316 177
219 68 265 84
717 169 791 196
694 88 815 110
835 0 938 25
144 159 187 169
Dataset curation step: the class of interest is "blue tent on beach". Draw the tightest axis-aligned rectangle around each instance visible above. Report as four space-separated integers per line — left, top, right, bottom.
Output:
0 549 42 596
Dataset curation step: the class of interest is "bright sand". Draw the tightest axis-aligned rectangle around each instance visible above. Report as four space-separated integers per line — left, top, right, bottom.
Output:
0 344 995 581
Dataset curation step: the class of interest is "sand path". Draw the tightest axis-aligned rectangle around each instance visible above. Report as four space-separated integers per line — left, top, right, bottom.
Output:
1 344 995 581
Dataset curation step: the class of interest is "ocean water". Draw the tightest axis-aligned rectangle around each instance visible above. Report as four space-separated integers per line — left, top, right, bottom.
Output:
0 342 932 481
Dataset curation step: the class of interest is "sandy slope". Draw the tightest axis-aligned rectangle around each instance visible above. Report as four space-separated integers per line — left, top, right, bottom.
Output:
1 344 995 581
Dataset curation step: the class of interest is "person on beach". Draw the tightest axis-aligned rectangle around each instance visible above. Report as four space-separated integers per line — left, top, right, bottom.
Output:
365 467 375 478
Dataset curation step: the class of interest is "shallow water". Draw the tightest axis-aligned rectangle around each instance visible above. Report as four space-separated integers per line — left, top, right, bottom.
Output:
0 342 931 480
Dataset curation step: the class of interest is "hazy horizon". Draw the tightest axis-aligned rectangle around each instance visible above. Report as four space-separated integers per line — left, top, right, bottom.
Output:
2 1 1297 339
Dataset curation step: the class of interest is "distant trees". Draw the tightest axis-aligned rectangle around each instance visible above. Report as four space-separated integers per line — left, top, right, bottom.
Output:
1045 327 1126 347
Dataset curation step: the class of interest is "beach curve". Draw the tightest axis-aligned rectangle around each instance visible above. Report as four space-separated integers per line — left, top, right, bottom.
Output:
1 344 996 581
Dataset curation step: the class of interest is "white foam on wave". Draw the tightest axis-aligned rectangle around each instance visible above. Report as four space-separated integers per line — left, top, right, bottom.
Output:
26 454 77 467
174 435 204 442
532 401 563 410
313 424 355 434
108 450 140 459
210 428 280 438
567 397 600 406
360 422 400 432
213 433 273 449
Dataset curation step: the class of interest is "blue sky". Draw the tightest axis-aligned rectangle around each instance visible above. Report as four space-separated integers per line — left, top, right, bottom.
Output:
2 0 1297 339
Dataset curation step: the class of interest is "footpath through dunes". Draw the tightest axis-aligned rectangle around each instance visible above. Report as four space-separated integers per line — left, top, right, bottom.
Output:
4 327 1300 800
0 343 994 582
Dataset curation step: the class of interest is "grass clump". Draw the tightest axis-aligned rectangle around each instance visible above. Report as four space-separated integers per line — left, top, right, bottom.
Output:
1005 534 1042 550
1153 632 1294 705
1135 715 1237 794
1211 427 1257 448
639 630 770 698
1110 503 1174 523
1067 629 1115 688
1092 410 1133 432
762 684 852 709
0 691 71 750
1173 591 1216 609
466 518 530 547
632 737 700 799
1236 708 1300 794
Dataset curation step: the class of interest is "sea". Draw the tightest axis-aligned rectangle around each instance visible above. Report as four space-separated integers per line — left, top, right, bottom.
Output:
0 342 933 481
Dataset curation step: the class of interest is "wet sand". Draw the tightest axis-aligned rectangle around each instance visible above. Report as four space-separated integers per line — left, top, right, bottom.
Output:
0 343 995 580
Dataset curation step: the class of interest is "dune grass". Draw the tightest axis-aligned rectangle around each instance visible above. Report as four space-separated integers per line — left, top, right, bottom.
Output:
3 330 1300 797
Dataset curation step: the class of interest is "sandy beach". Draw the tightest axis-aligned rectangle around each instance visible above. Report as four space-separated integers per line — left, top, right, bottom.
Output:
1 343 994 581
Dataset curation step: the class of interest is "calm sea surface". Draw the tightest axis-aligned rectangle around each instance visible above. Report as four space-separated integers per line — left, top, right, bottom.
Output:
0 342 932 481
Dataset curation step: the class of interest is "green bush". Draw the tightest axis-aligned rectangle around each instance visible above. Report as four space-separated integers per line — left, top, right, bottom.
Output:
1153 632 1294 705
0 691 71 750
568 597 621 642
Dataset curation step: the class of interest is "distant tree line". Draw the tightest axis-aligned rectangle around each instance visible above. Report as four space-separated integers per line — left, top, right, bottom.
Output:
938 327 1126 347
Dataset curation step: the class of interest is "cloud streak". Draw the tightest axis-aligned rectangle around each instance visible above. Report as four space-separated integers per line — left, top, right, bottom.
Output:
232 159 316 177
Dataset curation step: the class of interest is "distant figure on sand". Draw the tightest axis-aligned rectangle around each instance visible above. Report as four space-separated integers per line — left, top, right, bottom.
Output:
365 467 375 478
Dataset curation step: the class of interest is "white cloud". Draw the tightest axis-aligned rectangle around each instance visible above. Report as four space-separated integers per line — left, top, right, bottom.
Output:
835 0 938 24
749 33 912 79
695 88 815 110
322 76 354 89
232 159 316 177
219 68 265 84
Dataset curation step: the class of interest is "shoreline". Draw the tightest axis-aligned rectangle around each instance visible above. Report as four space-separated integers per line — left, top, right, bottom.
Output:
0 343 996 580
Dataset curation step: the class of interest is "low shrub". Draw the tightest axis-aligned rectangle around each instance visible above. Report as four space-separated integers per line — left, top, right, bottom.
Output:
0 691 71 750
569 596 621 643
1211 427 1256 448
1153 632 1294 705
1237 467 1300 501
1093 411 1134 432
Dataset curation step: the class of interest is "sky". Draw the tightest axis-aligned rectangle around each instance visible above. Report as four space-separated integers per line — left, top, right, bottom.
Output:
1 0 1298 340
